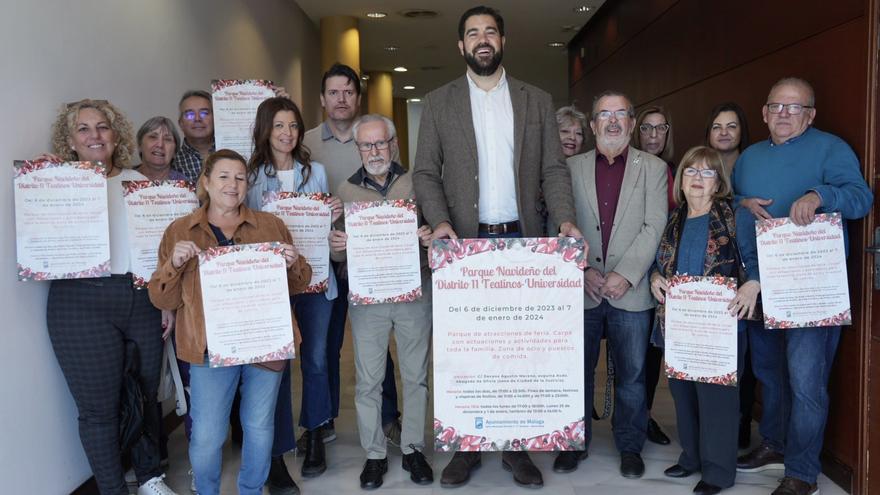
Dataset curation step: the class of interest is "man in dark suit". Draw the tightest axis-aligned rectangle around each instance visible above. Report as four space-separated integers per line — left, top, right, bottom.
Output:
413 5 582 490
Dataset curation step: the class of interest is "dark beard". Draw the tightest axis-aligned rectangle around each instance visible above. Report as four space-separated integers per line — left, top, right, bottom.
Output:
464 45 503 76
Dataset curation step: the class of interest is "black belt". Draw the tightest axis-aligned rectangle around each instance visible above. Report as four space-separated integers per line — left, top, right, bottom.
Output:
478 221 520 235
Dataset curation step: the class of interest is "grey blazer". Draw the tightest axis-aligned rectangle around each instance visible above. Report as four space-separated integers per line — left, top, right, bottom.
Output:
569 147 668 311
412 74 576 238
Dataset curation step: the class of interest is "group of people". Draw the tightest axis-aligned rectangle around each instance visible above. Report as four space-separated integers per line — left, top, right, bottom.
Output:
35 4 873 495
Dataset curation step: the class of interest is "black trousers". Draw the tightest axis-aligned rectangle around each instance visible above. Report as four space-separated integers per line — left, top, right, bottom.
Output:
668 331 747 488
47 277 163 494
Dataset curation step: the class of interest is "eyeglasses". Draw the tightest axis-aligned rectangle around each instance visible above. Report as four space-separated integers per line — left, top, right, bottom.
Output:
594 110 630 121
357 137 394 152
182 109 212 121
765 103 813 115
639 123 670 134
683 167 717 179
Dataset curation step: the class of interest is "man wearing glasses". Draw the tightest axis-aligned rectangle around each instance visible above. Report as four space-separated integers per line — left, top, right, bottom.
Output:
328 114 434 490
173 89 215 182
734 77 872 495
413 5 581 489
563 90 668 479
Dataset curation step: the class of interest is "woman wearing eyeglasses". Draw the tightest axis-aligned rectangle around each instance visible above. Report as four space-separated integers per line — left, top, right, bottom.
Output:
35 99 176 494
649 146 761 495
245 96 343 492
631 105 676 446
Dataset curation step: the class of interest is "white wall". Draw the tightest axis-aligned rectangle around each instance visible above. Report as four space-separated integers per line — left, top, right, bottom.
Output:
0 1 320 493
406 100 423 168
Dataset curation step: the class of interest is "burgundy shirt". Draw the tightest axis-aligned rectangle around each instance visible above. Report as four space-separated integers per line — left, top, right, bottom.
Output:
595 148 628 260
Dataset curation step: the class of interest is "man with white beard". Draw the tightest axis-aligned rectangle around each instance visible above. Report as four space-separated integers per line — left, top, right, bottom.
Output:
559 91 668 478
328 114 435 490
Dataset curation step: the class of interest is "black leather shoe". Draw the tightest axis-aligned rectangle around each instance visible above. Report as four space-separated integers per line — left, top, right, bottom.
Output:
402 447 433 485
620 452 645 479
693 480 722 495
359 458 388 490
501 451 543 488
266 455 300 495
553 450 588 473
301 428 327 478
736 442 784 472
664 464 695 478
647 418 671 445
440 451 481 488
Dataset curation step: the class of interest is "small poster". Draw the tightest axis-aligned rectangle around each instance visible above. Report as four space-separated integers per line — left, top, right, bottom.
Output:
212 79 275 159
14 160 110 280
344 199 422 305
123 180 199 287
199 243 295 367
664 275 738 386
262 191 332 293
431 237 587 451
755 213 851 328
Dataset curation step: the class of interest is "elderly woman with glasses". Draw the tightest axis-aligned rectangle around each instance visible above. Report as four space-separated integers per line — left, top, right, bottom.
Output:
244 96 343 491
649 146 760 495
35 99 176 494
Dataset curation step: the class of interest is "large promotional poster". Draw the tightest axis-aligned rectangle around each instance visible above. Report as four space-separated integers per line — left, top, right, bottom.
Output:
431 237 586 451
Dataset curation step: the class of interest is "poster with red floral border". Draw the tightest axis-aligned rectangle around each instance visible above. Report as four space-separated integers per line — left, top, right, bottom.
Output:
14 160 110 281
431 237 586 451
211 79 275 160
664 275 738 386
123 180 198 288
263 191 331 293
755 213 851 329
199 242 295 367
344 199 421 305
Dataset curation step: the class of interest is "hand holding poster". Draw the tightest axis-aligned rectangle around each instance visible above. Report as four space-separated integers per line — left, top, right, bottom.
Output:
755 213 850 328
664 275 738 386
14 160 110 280
199 242 295 367
431 237 586 451
123 180 199 287
211 79 275 159
344 199 421 304
263 191 332 293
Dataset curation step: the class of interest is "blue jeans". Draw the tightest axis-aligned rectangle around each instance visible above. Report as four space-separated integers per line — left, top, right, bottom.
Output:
189 362 283 495
329 265 400 425
294 292 334 430
272 360 295 456
584 300 650 454
749 324 841 484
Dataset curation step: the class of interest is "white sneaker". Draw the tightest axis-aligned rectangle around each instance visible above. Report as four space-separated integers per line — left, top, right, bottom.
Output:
188 469 198 494
138 474 178 495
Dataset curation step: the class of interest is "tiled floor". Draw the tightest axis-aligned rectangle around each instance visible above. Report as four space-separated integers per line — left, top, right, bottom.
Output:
157 338 846 495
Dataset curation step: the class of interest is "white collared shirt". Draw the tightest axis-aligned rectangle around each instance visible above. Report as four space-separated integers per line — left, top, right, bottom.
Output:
467 69 517 224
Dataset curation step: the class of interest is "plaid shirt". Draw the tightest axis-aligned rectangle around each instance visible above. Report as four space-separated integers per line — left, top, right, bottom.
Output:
172 140 214 182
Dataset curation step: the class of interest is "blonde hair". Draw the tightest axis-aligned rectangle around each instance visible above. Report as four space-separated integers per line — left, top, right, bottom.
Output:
50 99 135 168
673 146 732 205
196 149 248 204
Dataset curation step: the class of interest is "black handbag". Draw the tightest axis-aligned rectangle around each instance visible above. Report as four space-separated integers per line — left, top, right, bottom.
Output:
120 339 145 452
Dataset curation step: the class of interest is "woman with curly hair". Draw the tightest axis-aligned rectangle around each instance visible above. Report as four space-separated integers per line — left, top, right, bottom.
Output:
245 96 342 490
36 99 176 494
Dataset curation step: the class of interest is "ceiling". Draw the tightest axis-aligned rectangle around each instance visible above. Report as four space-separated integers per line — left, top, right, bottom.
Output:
294 1 603 106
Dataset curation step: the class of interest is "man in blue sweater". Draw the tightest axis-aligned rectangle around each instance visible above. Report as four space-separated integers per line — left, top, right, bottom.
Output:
733 77 873 495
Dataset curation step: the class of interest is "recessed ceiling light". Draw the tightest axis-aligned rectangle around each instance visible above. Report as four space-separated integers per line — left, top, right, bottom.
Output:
366 12 387 18
393 66 408 72
384 45 399 52
573 6 591 13
403 85 415 90
408 98 421 103
548 41 565 48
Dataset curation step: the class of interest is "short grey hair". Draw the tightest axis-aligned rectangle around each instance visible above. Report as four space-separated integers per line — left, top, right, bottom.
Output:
136 116 181 157
556 105 587 130
352 114 397 142
768 77 815 107
590 90 635 121
178 89 212 113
